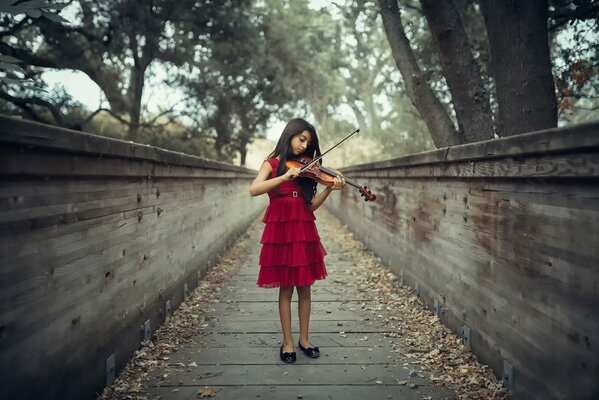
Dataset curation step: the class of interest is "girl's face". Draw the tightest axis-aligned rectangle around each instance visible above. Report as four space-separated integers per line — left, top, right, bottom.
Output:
290 130 312 156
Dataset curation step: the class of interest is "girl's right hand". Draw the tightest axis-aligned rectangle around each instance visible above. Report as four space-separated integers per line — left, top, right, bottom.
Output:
283 167 301 181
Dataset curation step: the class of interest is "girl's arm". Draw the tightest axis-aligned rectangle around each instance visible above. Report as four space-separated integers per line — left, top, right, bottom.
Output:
249 161 301 197
309 176 345 212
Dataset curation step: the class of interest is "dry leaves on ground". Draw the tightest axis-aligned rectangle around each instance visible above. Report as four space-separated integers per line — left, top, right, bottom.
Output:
321 209 511 400
197 387 220 398
97 231 254 400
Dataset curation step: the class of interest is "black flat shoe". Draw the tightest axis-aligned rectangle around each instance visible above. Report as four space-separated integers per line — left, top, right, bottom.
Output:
280 345 296 364
298 342 320 358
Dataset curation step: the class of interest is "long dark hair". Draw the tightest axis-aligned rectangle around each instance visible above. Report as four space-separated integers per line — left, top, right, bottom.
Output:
266 118 322 204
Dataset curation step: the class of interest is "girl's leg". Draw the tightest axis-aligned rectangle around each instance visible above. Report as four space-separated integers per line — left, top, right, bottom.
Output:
279 285 294 352
296 285 314 348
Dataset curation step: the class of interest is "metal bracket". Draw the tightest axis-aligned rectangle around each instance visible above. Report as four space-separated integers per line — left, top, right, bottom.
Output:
503 360 514 389
141 319 151 341
434 295 446 316
440 294 446 315
106 354 116 386
165 300 171 323
463 325 471 349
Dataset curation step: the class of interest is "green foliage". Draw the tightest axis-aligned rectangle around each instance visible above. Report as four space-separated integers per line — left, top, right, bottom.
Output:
3 0 596 168
0 0 68 87
178 0 346 164
305 1 435 166
83 111 220 160
551 19 599 124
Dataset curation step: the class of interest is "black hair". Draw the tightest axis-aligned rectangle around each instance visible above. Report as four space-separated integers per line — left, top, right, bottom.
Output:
266 118 322 204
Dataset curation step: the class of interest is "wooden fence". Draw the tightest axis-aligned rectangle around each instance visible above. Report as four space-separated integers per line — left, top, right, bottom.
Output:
0 116 266 400
326 121 599 399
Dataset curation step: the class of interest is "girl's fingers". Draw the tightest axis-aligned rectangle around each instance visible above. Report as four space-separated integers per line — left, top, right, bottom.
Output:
332 176 342 190
287 167 301 180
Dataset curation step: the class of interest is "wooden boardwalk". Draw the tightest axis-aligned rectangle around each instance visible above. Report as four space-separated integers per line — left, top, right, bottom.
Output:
138 211 455 400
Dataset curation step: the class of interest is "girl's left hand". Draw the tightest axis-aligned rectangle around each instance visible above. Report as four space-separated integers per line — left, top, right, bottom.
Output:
331 175 346 190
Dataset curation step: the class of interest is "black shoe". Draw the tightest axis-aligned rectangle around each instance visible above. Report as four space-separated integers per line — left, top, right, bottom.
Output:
298 342 320 358
280 345 296 364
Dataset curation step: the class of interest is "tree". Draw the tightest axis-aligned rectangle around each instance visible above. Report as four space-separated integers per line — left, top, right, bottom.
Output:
313 1 435 167
478 0 557 136
420 0 494 141
178 1 283 164
378 0 465 147
549 1 599 124
377 0 563 146
0 0 68 86
0 0 246 139
181 0 347 165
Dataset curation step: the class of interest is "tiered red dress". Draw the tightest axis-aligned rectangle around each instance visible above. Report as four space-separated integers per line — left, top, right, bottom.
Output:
257 158 328 288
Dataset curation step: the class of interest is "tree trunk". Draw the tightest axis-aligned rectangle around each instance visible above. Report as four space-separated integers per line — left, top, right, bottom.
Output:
212 101 231 161
128 62 146 141
378 0 465 148
127 31 150 141
420 0 495 143
479 0 557 136
239 144 247 167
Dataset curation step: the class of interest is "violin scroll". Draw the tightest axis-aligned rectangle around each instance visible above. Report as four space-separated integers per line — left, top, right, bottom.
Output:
359 186 376 202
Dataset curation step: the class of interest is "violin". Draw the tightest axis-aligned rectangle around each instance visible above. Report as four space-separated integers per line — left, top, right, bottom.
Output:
286 156 376 202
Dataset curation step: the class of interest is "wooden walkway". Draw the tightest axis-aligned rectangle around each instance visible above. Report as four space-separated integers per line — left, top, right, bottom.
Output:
136 211 455 399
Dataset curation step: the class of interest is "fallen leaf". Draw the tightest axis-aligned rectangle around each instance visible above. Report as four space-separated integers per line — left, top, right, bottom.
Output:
198 387 219 398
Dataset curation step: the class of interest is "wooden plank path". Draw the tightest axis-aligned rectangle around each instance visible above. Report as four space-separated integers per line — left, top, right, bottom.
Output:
140 209 456 400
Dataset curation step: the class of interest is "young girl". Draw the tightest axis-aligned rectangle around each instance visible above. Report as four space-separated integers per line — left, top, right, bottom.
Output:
249 118 346 364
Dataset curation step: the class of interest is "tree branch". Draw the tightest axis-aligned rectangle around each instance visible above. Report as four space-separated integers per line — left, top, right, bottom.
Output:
0 90 64 125
81 107 131 127
549 1 599 30
142 101 183 126
0 42 58 68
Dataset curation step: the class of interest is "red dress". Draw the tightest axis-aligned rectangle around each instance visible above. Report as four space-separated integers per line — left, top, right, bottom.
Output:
257 158 328 288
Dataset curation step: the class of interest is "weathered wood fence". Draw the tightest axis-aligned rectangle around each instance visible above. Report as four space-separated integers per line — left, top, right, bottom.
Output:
1 116 598 400
0 116 266 400
326 122 599 400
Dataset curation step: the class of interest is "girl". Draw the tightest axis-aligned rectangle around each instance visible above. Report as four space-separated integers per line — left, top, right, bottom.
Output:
249 118 346 364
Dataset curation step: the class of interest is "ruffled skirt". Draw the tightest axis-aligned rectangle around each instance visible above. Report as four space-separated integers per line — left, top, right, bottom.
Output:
257 197 327 288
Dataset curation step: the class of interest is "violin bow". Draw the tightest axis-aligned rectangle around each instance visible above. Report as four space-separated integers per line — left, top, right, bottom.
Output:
299 128 360 173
